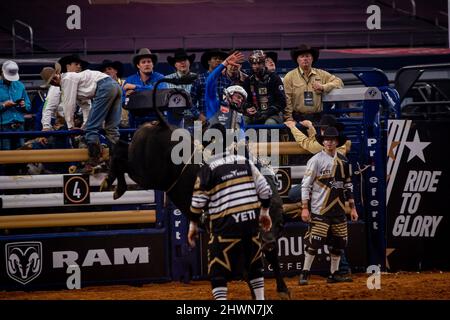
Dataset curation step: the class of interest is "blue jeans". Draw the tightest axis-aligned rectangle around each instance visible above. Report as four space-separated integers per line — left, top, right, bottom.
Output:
85 77 122 145
288 184 302 202
0 123 24 150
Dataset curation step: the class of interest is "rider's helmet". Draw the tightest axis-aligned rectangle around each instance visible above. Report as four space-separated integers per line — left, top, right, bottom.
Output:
224 85 248 101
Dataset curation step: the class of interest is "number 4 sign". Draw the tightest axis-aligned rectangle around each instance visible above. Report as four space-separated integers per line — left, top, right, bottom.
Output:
63 174 90 205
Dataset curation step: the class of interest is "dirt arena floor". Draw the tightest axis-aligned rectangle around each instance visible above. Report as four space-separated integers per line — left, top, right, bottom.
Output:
1 271 449 300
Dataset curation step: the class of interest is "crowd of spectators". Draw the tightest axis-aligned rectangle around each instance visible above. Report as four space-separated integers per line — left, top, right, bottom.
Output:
0 44 344 174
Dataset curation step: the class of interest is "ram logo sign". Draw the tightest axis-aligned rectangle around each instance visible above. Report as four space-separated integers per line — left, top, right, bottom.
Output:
6 242 43 285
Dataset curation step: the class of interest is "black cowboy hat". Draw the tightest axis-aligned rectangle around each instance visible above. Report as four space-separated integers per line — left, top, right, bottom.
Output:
167 48 196 67
316 126 347 147
99 59 124 78
57 54 89 73
290 44 320 63
317 114 344 132
200 49 228 70
132 48 158 67
265 51 278 65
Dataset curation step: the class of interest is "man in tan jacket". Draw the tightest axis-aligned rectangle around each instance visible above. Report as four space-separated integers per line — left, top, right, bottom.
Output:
284 44 343 122
284 115 350 156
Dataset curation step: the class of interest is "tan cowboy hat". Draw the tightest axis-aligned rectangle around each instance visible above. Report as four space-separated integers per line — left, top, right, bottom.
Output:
40 62 61 88
132 48 158 67
167 48 196 67
290 44 320 63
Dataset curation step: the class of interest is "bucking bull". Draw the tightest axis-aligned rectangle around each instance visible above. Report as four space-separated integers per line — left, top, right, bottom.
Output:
100 118 291 299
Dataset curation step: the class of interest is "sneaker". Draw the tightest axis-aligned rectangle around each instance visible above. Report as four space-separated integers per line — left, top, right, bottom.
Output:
327 272 353 283
299 270 310 285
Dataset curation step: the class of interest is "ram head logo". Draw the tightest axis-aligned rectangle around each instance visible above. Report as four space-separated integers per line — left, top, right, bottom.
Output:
6 242 43 285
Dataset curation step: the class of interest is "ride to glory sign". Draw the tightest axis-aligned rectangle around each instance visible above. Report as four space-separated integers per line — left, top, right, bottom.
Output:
386 119 449 271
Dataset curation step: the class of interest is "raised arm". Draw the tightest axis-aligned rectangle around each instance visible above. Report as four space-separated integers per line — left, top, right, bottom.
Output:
205 51 245 119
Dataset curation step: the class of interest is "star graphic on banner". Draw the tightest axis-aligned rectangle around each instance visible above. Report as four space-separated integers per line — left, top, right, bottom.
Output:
404 131 431 163
388 141 400 160
386 248 396 270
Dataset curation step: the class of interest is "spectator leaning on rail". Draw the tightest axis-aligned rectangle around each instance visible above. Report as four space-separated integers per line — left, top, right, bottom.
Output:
283 44 343 123
123 48 166 98
242 50 286 125
40 54 88 132
284 114 350 202
0 60 31 150
41 62 122 172
99 59 129 129
122 48 166 127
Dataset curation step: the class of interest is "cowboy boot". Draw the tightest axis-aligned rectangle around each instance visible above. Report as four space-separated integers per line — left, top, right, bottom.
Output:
82 143 101 173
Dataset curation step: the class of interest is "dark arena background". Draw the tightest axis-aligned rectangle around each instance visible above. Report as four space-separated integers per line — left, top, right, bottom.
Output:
1 0 450 309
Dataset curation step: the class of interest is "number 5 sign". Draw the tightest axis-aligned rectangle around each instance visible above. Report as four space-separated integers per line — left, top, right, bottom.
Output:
275 167 291 197
64 174 90 205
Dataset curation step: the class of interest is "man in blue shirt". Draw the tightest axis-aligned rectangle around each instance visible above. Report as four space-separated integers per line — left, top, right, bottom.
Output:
204 51 246 130
123 48 167 127
190 49 230 124
0 60 31 150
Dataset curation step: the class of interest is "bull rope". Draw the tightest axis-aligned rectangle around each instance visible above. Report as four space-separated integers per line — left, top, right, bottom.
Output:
166 142 202 193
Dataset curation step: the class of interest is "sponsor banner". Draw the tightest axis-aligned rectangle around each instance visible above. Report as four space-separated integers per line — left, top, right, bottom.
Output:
269 222 367 275
170 206 200 282
196 222 366 277
387 120 450 270
0 230 169 290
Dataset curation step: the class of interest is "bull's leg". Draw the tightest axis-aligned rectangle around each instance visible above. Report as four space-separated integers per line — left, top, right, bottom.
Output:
99 155 118 192
113 172 127 200
262 174 291 299
263 243 291 300
101 140 129 199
